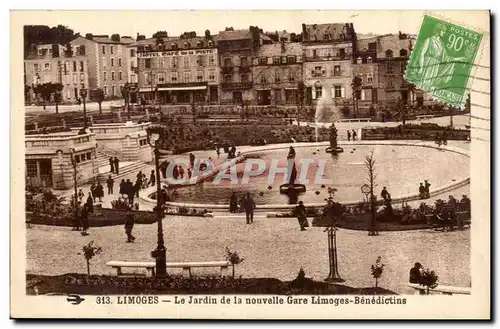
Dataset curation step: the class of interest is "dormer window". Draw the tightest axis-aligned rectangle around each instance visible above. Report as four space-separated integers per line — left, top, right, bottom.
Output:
324 34 330 40
171 43 177 50
208 40 214 47
356 57 362 64
399 49 408 57
184 42 190 49
385 49 393 58
158 44 165 51
367 56 373 63
196 41 202 48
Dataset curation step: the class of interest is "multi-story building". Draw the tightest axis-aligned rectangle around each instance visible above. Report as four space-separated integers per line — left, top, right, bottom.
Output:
370 34 416 105
353 37 379 105
70 34 135 99
135 34 220 105
301 23 356 106
215 28 270 104
126 43 138 84
24 44 91 103
252 41 303 105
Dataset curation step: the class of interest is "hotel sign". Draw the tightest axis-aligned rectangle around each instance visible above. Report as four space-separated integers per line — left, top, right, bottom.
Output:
137 48 217 58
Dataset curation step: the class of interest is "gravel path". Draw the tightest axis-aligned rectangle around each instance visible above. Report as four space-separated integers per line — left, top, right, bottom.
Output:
27 215 470 295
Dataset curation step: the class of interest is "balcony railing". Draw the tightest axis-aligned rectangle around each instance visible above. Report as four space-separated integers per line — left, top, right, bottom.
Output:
221 81 253 90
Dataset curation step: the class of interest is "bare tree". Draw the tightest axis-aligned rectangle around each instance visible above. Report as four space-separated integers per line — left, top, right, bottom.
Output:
365 150 379 235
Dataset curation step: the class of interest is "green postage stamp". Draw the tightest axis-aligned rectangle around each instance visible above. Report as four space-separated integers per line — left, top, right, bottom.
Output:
405 15 483 107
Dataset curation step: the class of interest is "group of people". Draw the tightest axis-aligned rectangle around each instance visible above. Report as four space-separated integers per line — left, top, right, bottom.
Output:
418 180 432 199
109 157 120 175
346 129 358 141
434 194 471 231
89 182 105 202
229 192 256 224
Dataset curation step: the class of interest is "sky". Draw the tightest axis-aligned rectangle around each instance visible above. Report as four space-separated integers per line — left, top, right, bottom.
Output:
14 10 490 39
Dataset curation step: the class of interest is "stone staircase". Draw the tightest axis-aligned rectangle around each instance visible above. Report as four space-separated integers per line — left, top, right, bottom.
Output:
96 149 150 183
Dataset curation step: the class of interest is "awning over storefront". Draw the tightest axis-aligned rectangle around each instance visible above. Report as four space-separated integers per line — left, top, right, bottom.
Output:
139 86 207 92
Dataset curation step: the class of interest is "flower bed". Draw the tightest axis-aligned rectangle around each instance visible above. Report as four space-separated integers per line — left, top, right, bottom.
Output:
26 273 396 295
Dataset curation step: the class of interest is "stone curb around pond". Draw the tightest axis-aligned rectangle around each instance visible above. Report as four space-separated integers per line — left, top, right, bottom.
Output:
139 141 470 213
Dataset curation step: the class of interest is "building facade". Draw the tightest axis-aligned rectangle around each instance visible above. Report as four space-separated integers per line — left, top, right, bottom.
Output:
252 41 303 105
135 35 220 105
216 28 267 105
371 34 416 105
70 34 135 99
301 23 356 106
24 44 91 103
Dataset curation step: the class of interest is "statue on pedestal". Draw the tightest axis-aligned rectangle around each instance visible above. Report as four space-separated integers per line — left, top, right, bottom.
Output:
280 145 306 196
325 123 344 154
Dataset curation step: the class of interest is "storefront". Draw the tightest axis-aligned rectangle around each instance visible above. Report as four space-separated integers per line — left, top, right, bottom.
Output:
139 84 218 105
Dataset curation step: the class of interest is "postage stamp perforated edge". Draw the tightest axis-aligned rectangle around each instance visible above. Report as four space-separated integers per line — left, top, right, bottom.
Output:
404 11 489 108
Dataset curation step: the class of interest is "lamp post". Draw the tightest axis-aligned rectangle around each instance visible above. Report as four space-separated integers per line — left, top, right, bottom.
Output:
147 129 167 277
80 88 88 128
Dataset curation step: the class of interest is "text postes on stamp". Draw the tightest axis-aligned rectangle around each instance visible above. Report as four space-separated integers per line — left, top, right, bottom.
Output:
405 15 483 107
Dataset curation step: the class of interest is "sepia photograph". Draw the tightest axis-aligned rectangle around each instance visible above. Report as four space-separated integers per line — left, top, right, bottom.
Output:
10 9 491 319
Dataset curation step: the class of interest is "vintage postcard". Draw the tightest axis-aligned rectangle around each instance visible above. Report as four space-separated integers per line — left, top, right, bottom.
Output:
10 10 490 319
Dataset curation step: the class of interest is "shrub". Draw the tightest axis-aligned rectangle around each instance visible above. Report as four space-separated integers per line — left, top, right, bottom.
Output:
111 198 130 210
82 241 103 277
225 248 244 278
370 256 385 288
178 207 189 215
420 268 439 294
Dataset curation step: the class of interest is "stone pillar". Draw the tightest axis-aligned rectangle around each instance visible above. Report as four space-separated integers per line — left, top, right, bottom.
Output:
34 122 38 131
89 115 94 126
35 160 41 181
145 108 150 119
62 119 67 129
117 110 122 122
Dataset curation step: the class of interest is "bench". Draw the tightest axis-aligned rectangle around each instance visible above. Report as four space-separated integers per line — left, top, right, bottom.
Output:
416 115 435 120
408 283 471 295
106 260 231 277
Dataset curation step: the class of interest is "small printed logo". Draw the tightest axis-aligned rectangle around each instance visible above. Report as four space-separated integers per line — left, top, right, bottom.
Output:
66 294 85 305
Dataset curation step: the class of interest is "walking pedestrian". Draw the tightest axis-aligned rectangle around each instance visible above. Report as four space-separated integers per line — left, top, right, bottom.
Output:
229 192 238 213
424 180 431 198
243 192 255 224
381 187 389 201
134 179 141 197
189 153 195 168
216 147 221 159
187 168 192 179
419 183 425 199
73 201 82 231
81 203 90 236
77 189 85 203
95 182 104 202
150 170 156 187
179 166 185 179
296 201 309 231
86 192 94 214
124 208 136 243
119 179 126 197
109 157 114 173
106 175 114 195
114 157 120 175
352 129 357 141
90 183 96 200
347 130 351 141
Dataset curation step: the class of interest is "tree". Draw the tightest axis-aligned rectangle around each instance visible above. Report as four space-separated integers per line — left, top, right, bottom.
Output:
82 241 103 278
225 247 244 278
370 256 385 288
152 31 168 39
90 88 105 114
365 150 378 236
33 82 62 111
24 25 76 58
420 268 439 294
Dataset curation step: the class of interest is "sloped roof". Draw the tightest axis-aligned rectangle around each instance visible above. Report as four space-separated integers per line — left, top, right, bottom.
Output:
215 29 252 41
87 35 135 44
373 34 413 58
257 42 302 57
303 23 353 42
132 36 216 51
